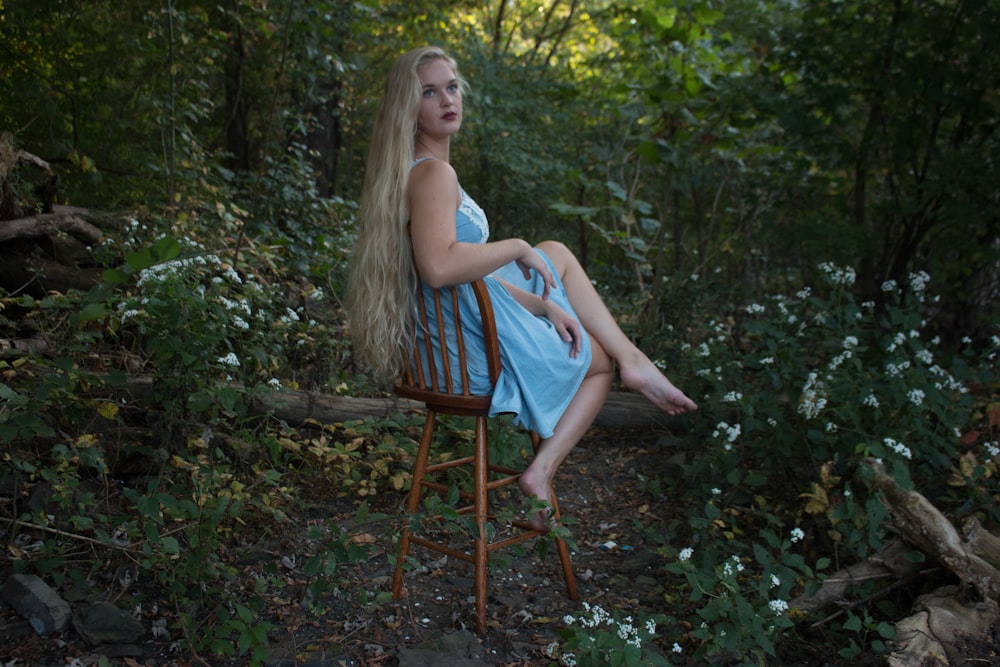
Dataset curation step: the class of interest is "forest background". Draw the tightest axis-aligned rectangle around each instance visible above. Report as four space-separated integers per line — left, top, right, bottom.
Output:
1 0 999 665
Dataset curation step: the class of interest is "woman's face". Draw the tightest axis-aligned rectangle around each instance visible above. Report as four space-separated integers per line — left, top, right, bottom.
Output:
416 58 462 140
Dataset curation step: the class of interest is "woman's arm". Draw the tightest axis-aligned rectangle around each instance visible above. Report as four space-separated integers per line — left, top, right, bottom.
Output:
494 277 583 358
408 159 556 296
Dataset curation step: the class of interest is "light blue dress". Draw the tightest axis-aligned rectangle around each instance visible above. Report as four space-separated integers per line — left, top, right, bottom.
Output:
412 164 592 439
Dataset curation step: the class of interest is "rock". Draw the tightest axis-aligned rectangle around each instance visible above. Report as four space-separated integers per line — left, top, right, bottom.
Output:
72 601 144 645
0 573 72 635
396 629 496 666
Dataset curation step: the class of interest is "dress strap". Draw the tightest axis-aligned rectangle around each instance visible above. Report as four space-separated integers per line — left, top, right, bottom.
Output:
410 156 435 168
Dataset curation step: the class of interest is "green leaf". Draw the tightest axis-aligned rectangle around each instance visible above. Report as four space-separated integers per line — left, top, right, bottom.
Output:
161 537 180 555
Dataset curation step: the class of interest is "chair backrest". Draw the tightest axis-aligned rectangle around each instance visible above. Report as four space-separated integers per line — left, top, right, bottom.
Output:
395 278 502 416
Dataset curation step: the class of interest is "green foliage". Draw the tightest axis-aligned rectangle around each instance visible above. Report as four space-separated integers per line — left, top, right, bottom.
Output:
642 262 998 662
2 2 999 663
551 602 670 667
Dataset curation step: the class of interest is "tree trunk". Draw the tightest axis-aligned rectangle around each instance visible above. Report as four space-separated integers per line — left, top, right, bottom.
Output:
118 375 691 432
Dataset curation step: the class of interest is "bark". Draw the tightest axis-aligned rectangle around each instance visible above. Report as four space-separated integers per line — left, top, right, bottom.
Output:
864 459 1000 666
789 539 924 616
888 586 997 667
118 375 690 431
867 458 1000 601
0 210 103 245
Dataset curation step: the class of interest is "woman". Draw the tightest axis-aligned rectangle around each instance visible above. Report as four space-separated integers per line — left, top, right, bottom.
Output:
345 46 697 529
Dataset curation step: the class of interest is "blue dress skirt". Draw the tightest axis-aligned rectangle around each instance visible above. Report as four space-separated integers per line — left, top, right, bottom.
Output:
413 184 591 439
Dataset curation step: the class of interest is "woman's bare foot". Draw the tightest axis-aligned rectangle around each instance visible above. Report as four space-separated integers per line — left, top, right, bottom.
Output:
518 468 554 532
620 352 698 415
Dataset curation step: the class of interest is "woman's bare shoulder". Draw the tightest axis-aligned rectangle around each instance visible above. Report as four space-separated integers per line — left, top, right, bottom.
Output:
409 158 459 202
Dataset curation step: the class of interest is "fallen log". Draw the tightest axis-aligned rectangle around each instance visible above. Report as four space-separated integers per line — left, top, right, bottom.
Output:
888 586 997 667
0 210 103 245
118 375 691 432
863 459 1000 665
867 458 1000 601
789 538 926 616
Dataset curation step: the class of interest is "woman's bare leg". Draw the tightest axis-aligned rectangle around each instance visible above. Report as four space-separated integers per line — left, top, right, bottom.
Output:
519 338 614 530
537 241 698 415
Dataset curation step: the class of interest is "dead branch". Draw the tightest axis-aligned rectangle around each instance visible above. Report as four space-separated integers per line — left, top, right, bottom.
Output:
867 458 1000 601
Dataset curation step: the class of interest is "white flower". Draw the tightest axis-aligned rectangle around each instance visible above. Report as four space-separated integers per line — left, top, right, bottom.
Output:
746 303 765 315
863 393 880 408
796 287 811 299
218 353 240 368
908 270 930 293
760 357 775 365
770 574 780 588
769 599 789 615
885 361 911 377
722 555 744 577
884 437 913 460
882 279 898 292
722 391 743 402
907 388 925 406
842 336 859 349
715 421 741 443
267 378 282 389
790 527 805 543
797 372 828 419
819 262 857 286
672 643 683 653
678 547 694 562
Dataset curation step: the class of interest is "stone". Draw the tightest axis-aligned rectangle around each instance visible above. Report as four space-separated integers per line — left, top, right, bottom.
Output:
0 573 72 635
72 601 144 645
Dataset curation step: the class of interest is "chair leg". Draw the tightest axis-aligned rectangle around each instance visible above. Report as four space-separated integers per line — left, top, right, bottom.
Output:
530 432 578 601
392 410 437 600
473 414 489 634
548 491 579 601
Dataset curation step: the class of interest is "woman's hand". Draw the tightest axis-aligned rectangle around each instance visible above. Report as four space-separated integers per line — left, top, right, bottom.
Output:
543 301 583 358
515 247 557 301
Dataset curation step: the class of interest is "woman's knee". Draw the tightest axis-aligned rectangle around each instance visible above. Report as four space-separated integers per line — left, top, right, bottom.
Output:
536 240 578 273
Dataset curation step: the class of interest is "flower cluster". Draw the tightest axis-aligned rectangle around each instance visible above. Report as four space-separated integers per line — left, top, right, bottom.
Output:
884 437 913 460
797 372 828 419
819 261 857 286
713 421 742 449
553 602 659 666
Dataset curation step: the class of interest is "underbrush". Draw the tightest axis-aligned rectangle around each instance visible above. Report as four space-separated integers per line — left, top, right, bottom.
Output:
0 193 997 666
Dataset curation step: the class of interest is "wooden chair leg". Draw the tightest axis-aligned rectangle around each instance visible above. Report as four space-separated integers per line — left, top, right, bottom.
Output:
473 414 489 634
530 432 578 601
548 490 579 601
392 410 437 600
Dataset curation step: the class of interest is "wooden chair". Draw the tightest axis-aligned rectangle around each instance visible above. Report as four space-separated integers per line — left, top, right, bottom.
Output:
391 278 579 634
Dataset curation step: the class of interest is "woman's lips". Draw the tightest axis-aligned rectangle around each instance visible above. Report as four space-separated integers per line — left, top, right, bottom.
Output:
442 112 457 120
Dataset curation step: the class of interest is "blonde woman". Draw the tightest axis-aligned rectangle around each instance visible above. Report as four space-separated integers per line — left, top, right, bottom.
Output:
346 46 697 529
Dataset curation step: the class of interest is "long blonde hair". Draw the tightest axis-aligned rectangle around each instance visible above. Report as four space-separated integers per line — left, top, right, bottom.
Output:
345 46 467 384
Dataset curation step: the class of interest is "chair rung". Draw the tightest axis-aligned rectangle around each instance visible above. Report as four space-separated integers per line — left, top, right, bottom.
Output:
425 456 476 472
409 524 542 556
485 530 544 552
409 535 475 564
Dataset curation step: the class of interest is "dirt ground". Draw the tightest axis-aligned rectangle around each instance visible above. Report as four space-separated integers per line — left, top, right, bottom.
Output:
0 427 869 666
